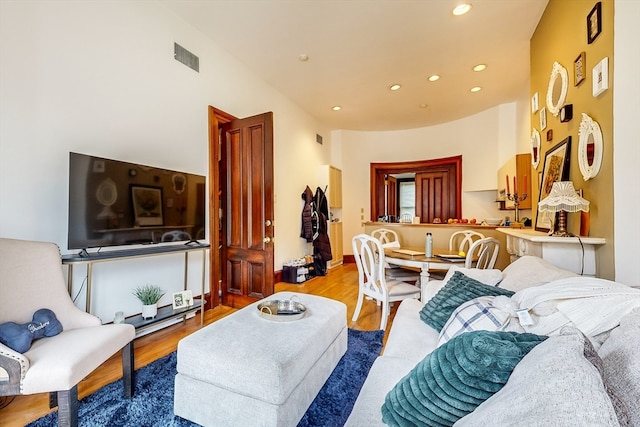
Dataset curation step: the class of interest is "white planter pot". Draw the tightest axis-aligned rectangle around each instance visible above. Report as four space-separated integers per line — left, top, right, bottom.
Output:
142 304 158 319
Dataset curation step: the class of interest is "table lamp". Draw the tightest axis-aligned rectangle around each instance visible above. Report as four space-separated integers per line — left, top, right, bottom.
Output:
537 181 589 237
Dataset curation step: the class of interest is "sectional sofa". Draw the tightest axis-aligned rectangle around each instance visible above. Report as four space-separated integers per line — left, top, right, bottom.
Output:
345 256 640 426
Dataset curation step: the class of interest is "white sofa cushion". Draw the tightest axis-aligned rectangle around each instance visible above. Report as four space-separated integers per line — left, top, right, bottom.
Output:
382 299 439 363
498 255 577 292
598 307 640 426
344 356 417 427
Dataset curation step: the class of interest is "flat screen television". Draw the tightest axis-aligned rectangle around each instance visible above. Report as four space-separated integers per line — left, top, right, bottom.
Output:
68 152 206 251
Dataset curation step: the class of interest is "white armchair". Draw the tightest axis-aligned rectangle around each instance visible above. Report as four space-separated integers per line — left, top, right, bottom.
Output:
0 238 135 427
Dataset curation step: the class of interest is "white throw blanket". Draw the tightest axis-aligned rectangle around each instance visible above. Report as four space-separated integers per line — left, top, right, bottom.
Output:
511 277 640 336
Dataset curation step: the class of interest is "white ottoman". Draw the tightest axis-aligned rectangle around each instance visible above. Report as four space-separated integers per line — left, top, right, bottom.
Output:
174 292 348 427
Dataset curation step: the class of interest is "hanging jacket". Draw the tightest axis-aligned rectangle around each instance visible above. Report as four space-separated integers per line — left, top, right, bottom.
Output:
312 186 333 264
300 186 315 242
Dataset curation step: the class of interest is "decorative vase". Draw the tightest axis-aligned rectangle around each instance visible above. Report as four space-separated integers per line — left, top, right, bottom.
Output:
142 303 158 320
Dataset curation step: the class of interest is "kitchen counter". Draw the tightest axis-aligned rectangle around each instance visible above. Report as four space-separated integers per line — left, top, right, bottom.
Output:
363 222 513 270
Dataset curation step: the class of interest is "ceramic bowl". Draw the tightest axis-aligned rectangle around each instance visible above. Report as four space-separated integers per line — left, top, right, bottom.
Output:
484 218 503 226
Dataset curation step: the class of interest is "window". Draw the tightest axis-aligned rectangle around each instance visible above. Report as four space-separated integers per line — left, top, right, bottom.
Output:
398 180 415 218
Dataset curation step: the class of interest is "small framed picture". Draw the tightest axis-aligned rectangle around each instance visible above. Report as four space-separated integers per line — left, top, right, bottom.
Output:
539 107 547 131
546 129 553 142
587 2 602 44
172 290 193 310
592 57 609 96
574 52 586 86
531 92 539 113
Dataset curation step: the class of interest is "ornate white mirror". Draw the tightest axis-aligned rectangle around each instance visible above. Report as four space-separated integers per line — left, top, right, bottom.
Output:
546 61 569 117
531 128 541 169
578 113 603 181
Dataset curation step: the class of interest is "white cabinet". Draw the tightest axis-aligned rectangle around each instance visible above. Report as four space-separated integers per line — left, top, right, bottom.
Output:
498 229 605 276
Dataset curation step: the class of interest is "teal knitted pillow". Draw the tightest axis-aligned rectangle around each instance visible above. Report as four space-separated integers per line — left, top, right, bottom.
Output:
419 271 515 331
381 330 547 427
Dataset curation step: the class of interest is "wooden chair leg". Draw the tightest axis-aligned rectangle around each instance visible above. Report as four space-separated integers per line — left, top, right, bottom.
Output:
57 386 78 427
122 341 135 398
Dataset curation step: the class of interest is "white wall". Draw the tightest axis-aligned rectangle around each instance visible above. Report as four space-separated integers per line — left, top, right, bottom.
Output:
0 0 331 322
336 105 520 248
613 0 640 285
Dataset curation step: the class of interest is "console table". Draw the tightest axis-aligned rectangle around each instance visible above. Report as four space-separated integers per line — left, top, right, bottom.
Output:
498 229 605 276
62 243 209 329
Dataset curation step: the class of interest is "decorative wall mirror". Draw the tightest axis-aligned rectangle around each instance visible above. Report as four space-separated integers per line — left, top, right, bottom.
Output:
578 113 603 181
546 61 569 117
531 128 541 169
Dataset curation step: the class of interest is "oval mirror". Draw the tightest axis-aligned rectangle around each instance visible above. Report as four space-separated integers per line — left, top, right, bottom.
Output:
578 113 603 181
531 129 541 169
546 61 569 117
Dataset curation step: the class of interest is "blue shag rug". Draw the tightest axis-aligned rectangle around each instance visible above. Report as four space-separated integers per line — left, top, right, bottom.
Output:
27 328 383 427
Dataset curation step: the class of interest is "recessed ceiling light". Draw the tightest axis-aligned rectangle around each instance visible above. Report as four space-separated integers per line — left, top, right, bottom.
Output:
470 86 482 93
428 75 440 82
332 106 341 111
419 104 428 109
389 84 401 91
298 54 309 62
453 3 472 16
473 64 486 72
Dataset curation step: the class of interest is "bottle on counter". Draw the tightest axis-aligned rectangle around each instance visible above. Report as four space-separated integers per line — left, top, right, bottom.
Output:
425 232 433 258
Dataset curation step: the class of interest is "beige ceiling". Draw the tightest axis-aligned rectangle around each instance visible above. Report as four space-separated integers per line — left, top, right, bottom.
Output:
163 0 549 131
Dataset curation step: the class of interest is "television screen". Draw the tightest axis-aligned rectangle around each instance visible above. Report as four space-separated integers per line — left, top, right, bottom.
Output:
68 152 206 250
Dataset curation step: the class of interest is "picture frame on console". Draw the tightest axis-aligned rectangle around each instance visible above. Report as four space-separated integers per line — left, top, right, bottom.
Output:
131 185 164 226
172 290 193 310
535 137 571 232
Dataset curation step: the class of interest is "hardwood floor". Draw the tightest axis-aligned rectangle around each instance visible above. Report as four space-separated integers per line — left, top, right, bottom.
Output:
0 263 402 427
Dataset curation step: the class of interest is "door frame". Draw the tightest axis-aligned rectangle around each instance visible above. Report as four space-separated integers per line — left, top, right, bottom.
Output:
370 156 462 221
208 106 237 308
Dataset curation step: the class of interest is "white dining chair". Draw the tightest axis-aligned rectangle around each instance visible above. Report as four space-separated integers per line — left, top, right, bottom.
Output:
449 230 485 254
370 228 420 282
352 234 421 330
465 237 500 269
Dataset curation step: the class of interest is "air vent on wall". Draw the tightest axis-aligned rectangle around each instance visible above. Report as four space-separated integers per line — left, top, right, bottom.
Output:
174 42 199 73
316 134 323 145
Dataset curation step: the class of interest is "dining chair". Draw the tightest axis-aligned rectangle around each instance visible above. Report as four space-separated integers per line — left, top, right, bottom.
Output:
448 230 486 253
351 234 421 330
465 237 500 269
369 228 420 282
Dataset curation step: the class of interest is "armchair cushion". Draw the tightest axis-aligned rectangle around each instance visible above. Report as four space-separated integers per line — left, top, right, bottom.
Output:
0 308 63 353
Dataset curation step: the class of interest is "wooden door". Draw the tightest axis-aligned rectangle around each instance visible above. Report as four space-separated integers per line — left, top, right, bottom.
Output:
415 167 456 222
220 112 274 308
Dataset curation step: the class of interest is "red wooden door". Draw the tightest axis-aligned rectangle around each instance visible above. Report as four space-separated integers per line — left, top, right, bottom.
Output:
415 167 456 222
220 112 274 308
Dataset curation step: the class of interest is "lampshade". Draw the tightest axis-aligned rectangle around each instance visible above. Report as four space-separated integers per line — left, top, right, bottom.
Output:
538 181 589 213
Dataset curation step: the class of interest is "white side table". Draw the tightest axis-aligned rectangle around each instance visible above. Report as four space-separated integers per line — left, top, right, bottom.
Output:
498 229 605 276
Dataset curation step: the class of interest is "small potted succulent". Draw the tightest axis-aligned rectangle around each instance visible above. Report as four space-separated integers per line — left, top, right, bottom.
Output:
133 284 166 319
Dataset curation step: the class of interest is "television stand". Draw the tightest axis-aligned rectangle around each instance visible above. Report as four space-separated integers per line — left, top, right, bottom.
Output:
62 243 210 329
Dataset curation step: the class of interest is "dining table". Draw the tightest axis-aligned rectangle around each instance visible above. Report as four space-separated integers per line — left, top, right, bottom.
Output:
383 247 467 302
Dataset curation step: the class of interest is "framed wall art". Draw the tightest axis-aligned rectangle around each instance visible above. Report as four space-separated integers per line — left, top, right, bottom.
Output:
539 107 547 131
592 57 609 96
131 185 164 226
535 137 572 232
531 92 539 113
574 52 586 86
587 2 602 44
